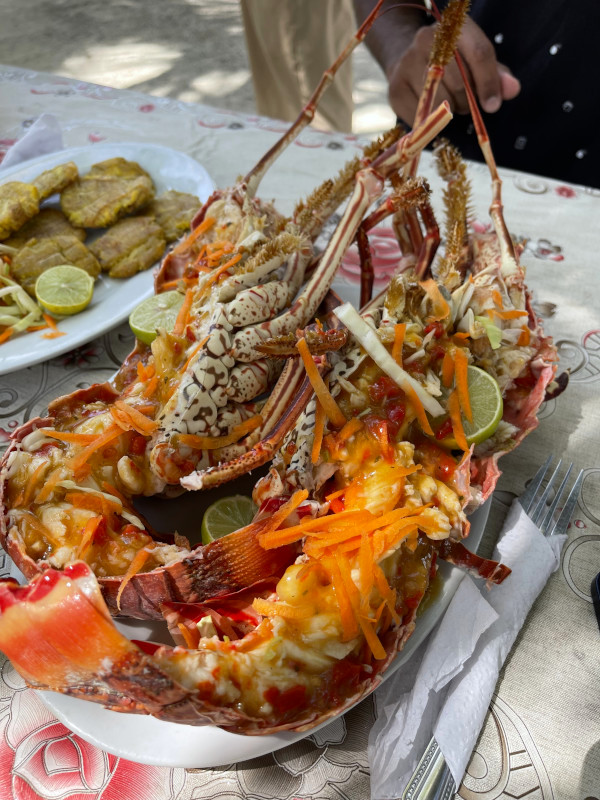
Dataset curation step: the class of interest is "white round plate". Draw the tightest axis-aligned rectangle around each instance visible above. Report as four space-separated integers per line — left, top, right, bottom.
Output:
0 142 214 375
38 501 490 768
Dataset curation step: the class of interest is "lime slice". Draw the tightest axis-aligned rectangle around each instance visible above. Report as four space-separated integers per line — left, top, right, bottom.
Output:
129 290 184 344
201 495 257 545
441 365 503 448
34 265 95 315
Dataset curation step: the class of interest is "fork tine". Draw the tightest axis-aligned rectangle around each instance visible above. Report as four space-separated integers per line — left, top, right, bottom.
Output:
531 459 562 525
546 469 584 537
539 463 573 534
518 454 553 513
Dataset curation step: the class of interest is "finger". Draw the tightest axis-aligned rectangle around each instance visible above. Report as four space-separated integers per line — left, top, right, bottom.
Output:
498 64 521 101
439 63 471 115
456 20 503 113
388 75 420 126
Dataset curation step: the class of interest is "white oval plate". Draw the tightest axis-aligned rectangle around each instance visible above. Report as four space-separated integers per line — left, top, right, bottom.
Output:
0 143 214 375
37 501 490 768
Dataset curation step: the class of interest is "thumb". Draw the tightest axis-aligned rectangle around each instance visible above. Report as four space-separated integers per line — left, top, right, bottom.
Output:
498 64 521 101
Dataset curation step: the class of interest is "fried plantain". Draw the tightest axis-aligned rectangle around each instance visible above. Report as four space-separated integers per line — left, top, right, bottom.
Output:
31 162 79 201
144 189 199 242
60 158 155 228
88 216 166 279
12 234 100 295
2 208 85 250
0 182 40 240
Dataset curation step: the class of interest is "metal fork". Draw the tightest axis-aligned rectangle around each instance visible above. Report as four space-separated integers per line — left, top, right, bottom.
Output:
402 458 584 800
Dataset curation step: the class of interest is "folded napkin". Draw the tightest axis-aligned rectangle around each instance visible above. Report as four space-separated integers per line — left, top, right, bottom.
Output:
0 113 63 171
368 500 566 799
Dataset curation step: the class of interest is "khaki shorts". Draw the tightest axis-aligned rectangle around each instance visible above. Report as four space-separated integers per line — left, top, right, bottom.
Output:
241 0 355 132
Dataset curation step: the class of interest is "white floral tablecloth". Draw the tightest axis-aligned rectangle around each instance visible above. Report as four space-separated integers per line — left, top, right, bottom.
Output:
0 66 599 800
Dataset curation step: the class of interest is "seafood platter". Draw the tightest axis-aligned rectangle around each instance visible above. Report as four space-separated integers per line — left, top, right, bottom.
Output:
0 0 561 762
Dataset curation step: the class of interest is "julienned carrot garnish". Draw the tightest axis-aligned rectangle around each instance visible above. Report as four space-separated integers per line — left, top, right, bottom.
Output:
0 327 14 344
441 350 454 388
336 550 386 658
142 375 159 399
180 335 209 375
111 400 158 436
492 289 504 308
392 323 406 366
171 216 215 255
34 467 63 504
326 556 359 641
67 424 123 473
101 481 127 504
296 337 346 428
41 313 65 339
21 462 47 508
173 288 195 336
76 515 103 560
453 348 472 423
518 325 531 346
178 414 262 450
252 598 313 620
177 623 197 650
338 417 363 442
203 252 242 290
159 277 198 291
116 547 153 611
448 389 469 451
419 279 450 321
487 308 528 320
311 400 326 464
405 384 434 436
41 430 97 445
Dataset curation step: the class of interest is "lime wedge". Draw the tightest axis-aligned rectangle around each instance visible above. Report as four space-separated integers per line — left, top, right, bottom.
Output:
441 365 503 448
129 290 184 344
34 265 95 315
201 495 257 545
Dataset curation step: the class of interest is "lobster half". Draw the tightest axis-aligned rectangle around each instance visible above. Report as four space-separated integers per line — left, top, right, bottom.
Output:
0 0 558 733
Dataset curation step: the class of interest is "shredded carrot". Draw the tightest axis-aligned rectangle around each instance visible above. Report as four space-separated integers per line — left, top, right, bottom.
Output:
42 330 67 339
35 467 64 504
177 622 198 649
21 462 47 508
171 215 215 255
203 252 242 290
180 334 209 374
252 597 313 620
448 389 469 451
325 487 345 502
173 288 195 336
488 308 528 320
452 332 470 342
41 429 97 445
453 348 473 423
116 547 153 611
0 327 14 344
40 313 66 338
77 515 103 560
492 289 504 309
297 337 346 428
65 491 122 515
258 509 371 550
113 400 158 435
338 418 363 443
159 277 197 291
518 325 531 346
358 533 374 613
392 323 406 366
336 550 386 659
327 556 359 641
142 375 159 399
101 481 127 504
67 424 123 473
441 350 454 388
419 279 450 321
405 384 434 436
311 400 326 464
178 414 262 450
373 563 400 624
27 324 48 332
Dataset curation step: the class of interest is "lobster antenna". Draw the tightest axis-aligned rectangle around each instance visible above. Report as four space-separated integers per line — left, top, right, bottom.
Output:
243 0 387 200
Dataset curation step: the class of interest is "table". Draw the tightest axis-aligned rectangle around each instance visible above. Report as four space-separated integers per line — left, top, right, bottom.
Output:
1 65 599 800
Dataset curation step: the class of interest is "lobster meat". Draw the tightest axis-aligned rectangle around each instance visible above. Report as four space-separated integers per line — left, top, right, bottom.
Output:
0 0 558 734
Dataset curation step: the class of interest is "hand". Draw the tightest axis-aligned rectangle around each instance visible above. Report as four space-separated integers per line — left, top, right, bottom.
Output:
387 16 521 124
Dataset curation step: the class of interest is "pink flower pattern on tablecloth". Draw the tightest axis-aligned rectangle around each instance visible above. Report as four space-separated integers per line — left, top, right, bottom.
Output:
0 663 186 800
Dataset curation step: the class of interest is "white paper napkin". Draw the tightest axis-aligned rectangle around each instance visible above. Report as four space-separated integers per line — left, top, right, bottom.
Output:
0 113 63 170
368 500 566 799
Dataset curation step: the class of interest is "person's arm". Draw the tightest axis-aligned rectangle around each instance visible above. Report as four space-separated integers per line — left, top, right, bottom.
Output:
353 0 520 124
